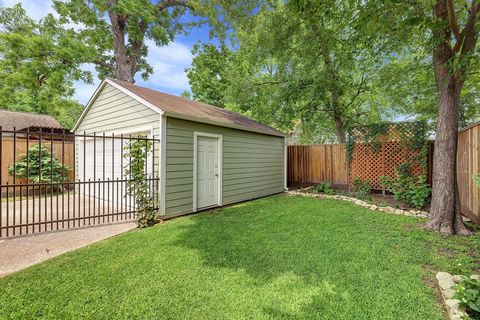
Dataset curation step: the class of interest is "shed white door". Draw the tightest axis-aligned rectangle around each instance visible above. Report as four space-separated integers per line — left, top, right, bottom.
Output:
196 136 219 209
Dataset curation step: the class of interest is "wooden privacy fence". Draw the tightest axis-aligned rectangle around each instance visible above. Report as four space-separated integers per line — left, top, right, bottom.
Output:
288 124 480 223
287 145 347 188
288 142 433 190
457 123 480 224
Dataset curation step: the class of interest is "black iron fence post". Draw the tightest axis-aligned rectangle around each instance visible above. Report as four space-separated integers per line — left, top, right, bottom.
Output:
0 128 159 238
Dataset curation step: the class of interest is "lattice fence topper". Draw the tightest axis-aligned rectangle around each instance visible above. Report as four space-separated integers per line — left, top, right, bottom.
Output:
345 121 431 190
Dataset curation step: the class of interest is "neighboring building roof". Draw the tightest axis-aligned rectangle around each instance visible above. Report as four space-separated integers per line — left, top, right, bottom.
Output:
74 78 286 137
0 109 62 131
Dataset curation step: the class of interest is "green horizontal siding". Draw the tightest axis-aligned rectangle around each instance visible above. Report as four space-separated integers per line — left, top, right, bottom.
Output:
76 83 160 136
165 117 284 216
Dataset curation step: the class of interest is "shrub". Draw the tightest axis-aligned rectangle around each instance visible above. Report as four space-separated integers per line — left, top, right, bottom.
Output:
124 138 158 228
312 182 335 195
380 163 431 209
454 277 480 320
475 175 480 189
351 177 372 199
8 144 70 184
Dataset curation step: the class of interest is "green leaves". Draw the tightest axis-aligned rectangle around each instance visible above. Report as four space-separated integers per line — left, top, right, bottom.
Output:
381 174 431 209
189 0 392 143
52 0 263 82
454 277 480 319
351 177 372 200
0 4 90 128
185 44 233 108
123 138 157 228
311 183 335 195
8 144 70 184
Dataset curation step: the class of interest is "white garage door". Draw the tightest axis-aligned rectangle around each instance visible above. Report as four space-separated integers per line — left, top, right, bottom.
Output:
77 131 153 209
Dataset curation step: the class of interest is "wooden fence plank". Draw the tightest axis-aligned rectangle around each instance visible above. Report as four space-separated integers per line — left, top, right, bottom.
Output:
287 145 348 188
457 124 480 223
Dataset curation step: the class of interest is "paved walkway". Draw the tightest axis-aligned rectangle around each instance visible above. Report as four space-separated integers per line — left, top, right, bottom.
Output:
1 194 133 237
0 222 136 277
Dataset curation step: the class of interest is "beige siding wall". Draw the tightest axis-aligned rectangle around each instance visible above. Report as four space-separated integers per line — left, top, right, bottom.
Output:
165 117 285 215
74 83 160 178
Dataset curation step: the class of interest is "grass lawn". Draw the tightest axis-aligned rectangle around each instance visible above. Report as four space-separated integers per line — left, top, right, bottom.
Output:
0 195 479 319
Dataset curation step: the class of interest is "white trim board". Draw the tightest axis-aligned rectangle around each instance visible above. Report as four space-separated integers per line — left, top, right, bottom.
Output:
72 79 163 132
192 131 223 212
159 115 167 215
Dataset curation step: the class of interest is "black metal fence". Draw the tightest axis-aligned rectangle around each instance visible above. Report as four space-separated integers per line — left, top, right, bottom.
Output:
0 128 159 238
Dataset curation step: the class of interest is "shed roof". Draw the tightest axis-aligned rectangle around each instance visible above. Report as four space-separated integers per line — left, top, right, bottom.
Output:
80 79 285 137
0 109 62 131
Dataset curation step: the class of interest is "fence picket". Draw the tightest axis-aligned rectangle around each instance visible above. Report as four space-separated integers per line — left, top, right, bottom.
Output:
0 128 160 237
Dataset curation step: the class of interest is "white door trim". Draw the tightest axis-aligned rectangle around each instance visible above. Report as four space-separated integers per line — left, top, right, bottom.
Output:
193 132 223 212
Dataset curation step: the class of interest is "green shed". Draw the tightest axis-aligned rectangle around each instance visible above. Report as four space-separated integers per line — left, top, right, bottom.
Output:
73 79 287 218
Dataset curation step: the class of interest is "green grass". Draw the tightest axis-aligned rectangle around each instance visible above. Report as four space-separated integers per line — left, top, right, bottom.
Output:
0 195 479 319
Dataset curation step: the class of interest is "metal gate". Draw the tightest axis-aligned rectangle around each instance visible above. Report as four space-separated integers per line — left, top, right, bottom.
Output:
0 128 159 238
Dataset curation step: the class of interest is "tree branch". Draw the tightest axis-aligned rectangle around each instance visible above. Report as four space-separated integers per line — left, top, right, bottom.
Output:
446 0 461 40
247 79 289 86
453 1 480 53
93 60 115 70
156 0 192 11
344 73 368 110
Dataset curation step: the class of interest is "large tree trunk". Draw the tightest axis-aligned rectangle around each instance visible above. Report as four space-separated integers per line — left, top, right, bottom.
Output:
108 8 135 83
427 82 470 235
427 0 471 235
116 60 134 83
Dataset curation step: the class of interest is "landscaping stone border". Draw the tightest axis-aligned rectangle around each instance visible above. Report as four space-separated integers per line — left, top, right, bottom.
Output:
436 272 480 320
286 189 429 218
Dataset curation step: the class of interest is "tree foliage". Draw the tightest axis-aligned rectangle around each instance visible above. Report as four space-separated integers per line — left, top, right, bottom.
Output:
186 1 391 143
186 1 480 144
0 4 90 128
53 0 261 83
184 43 233 108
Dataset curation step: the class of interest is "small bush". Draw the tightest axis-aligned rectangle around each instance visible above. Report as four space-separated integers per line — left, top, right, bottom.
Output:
312 182 335 195
9 144 70 184
454 277 480 320
351 177 372 199
380 163 431 209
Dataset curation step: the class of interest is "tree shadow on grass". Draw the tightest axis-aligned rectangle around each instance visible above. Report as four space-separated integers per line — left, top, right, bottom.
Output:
168 196 446 319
